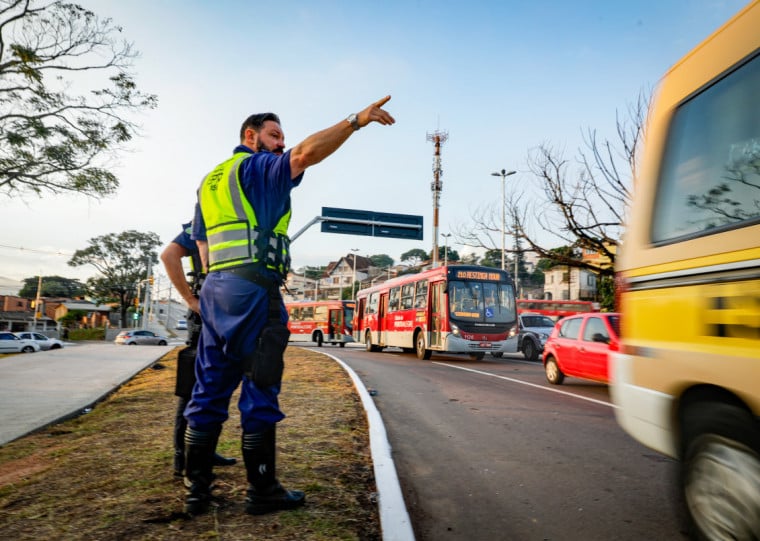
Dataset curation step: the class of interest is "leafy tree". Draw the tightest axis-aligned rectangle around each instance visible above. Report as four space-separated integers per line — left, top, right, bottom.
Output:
434 246 460 263
68 230 161 326
400 248 428 267
369 254 394 268
18 275 86 298
597 275 616 312
479 249 502 268
0 1 157 199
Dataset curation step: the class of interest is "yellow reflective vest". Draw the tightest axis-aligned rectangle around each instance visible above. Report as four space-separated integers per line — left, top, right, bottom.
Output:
198 152 291 276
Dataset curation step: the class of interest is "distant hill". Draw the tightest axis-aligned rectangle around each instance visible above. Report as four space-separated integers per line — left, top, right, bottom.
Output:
0 276 23 296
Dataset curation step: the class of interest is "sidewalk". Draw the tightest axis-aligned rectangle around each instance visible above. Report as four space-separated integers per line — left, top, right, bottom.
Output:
0 343 170 446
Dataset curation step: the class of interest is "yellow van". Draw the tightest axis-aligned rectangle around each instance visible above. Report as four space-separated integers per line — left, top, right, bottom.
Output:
610 1 760 539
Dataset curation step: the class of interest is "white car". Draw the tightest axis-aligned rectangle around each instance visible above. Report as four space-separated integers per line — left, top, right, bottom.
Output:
0 331 41 353
15 332 65 351
175 319 187 330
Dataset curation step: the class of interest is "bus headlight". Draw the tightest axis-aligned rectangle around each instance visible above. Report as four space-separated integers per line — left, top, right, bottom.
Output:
451 323 461 336
508 325 518 338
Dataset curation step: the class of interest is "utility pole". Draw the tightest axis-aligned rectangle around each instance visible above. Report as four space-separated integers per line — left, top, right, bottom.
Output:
142 256 151 329
427 129 448 268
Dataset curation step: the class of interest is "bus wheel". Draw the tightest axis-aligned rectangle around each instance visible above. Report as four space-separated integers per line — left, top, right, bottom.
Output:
314 331 323 347
544 357 564 385
469 353 485 360
415 332 431 360
365 332 376 352
681 401 760 541
339 342 345 348
523 339 539 362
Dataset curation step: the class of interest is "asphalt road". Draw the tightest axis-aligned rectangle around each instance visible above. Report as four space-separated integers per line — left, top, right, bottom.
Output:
322 344 686 541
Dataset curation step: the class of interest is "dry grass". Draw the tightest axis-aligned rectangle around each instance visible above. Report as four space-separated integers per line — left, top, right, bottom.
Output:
0 347 380 540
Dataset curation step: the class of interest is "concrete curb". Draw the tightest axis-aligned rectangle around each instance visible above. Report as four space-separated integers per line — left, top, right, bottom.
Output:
319 350 416 541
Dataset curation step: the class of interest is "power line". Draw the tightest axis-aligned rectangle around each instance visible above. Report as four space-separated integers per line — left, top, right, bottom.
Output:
0 243 73 257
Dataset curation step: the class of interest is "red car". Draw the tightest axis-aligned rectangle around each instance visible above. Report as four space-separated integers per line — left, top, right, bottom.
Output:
541 312 620 385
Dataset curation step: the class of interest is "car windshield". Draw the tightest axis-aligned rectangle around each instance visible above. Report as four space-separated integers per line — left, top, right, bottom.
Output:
522 315 555 328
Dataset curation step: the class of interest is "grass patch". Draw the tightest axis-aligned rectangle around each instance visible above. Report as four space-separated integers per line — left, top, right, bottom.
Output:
0 348 380 540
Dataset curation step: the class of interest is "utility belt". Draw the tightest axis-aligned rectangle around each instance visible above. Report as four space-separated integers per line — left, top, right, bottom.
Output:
220 264 281 292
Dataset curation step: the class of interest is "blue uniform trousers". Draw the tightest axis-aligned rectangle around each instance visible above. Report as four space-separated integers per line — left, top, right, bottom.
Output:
184 271 286 434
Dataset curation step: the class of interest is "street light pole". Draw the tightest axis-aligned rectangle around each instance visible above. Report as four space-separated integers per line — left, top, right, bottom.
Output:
351 248 359 299
490 169 516 272
442 233 452 267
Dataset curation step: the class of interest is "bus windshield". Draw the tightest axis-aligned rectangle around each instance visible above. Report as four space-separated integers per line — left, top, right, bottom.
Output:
448 280 515 324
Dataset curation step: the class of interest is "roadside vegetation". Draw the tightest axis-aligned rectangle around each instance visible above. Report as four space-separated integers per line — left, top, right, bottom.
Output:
0 347 380 540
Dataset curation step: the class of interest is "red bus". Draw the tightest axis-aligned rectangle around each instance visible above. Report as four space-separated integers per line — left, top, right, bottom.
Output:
353 265 518 360
286 300 355 347
516 299 598 320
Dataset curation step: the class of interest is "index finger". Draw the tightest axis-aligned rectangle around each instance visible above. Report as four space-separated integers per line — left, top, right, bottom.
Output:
374 95 391 108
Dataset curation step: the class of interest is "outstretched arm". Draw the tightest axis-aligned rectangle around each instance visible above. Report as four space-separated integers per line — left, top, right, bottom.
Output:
289 95 395 178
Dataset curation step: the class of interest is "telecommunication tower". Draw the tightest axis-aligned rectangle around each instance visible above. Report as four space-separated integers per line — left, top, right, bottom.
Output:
426 129 448 267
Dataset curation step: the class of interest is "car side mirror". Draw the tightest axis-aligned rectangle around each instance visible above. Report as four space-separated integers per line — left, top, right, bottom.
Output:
592 333 609 344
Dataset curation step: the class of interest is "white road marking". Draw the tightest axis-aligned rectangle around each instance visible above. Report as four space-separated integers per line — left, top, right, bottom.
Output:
432 361 616 409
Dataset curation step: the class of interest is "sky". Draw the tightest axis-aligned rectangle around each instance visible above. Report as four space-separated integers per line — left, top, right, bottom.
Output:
0 0 751 288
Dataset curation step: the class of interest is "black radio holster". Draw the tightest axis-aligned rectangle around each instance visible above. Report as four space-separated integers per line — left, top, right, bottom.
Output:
242 284 290 388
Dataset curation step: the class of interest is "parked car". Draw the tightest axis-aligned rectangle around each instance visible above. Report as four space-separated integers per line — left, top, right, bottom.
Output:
15 332 64 351
0 331 41 354
542 312 620 385
114 330 169 346
175 319 187 330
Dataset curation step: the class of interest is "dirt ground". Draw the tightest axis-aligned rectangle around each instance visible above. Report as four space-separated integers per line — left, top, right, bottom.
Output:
0 347 380 540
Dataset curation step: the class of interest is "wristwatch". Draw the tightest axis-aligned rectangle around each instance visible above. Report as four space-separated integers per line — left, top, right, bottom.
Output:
347 113 360 131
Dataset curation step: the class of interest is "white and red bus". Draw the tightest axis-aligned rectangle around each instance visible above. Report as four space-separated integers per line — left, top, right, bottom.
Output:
286 300 355 347
353 265 518 360
516 299 598 320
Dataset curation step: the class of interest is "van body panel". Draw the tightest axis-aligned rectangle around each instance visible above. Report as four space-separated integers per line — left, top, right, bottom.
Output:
613 4 760 537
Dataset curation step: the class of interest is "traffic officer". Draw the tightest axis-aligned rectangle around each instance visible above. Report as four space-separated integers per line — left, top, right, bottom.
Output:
184 96 395 516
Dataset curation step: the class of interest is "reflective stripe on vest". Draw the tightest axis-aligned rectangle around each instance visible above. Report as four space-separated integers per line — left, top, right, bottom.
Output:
200 152 291 275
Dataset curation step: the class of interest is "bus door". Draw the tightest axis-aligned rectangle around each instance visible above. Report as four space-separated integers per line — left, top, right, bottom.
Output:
430 282 445 347
354 298 365 342
328 309 342 340
378 293 388 346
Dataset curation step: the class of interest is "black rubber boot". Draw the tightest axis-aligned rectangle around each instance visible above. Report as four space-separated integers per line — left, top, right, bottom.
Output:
213 452 237 467
242 427 305 515
184 427 219 515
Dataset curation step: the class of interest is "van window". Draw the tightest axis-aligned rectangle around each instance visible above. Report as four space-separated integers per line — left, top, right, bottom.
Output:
651 53 760 243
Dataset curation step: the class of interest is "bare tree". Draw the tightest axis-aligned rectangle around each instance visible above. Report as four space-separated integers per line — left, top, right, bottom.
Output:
457 91 649 277
0 0 157 199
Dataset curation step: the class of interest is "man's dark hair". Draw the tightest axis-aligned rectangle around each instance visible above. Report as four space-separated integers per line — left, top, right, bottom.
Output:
240 113 281 140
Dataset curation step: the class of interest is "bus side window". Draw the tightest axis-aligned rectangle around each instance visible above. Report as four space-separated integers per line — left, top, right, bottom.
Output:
302 306 314 320
389 287 401 312
290 307 301 321
401 284 414 310
414 280 428 309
